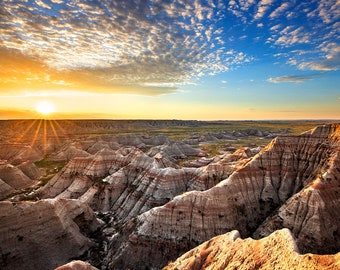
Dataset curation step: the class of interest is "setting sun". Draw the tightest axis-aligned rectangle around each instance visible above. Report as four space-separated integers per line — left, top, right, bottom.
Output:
35 101 56 115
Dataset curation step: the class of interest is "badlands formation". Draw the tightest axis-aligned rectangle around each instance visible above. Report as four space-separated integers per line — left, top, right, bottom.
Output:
0 120 339 270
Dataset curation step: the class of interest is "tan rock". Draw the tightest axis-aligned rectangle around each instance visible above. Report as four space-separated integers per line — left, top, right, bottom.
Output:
55 260 98 270
0 198 101 270
164 229 340 270
0 160 32 189
105 124 340 269
0 178 15 199
17 161 42 180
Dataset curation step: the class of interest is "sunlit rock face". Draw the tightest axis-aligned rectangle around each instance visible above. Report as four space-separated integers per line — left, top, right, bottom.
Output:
0 198 101 270
164 229 340 270
55 260 98 270
105 124 340 269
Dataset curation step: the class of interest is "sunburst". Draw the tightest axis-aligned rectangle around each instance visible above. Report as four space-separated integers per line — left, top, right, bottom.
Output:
35 101 56 116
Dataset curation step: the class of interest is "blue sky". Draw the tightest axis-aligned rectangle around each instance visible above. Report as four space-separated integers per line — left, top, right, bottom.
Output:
0 0 339 119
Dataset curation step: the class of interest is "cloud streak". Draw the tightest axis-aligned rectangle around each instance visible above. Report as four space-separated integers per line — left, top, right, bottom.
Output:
267 73 324 83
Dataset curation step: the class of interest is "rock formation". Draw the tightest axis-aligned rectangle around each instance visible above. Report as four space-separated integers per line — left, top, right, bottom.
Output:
164 229 340 270
104 124 340 269
37 143 255 228
1 120 339 270
17 161 42 180
0 160 32 189
0 143 43 164
0 198 101 270
55 260 98 270
0 178 15 200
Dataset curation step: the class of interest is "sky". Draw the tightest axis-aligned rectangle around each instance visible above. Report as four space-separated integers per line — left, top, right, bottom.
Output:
0 0 339 120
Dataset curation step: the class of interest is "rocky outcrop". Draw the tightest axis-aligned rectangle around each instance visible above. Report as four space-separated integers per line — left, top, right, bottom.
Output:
0 198 101 270
0 143 43 164
254 148 340 254
147 141 206 161
164 229 340 270
50 145 91 161
0 178 15 200
55 260 98 270
17 161 42 180
0 160 32 189
38 144 253 227
105 124 340 269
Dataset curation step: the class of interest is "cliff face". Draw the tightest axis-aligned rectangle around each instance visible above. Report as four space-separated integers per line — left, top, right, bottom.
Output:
164 229 340 270
38 144 253 225
254 143 340 253
0 198 101 270
105 124 340 269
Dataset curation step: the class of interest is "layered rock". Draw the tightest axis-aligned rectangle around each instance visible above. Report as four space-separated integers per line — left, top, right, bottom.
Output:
165 229 340 270
105 124 340 269
17 161 42 180
0 143 43 164
254 147 340 254
0 198 101 270
0 160 32 189
55 260 98 270
38 144 252 227
147 141 206 161
0 178 15 200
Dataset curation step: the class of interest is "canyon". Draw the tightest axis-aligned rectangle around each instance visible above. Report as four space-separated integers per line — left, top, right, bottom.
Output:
0 120 339 269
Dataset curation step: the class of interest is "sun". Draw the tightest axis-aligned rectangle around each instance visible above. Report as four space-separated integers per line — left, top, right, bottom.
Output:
35 101 56 115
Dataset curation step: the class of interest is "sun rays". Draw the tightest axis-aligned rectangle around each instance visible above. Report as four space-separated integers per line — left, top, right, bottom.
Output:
13 119 76 160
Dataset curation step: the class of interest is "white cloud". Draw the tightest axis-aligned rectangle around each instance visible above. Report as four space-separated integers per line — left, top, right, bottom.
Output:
269 2 290 19
0 0 253 96
254 0 274 20
267 73 324 83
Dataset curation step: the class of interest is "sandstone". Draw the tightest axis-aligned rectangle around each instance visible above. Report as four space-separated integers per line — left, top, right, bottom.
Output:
0 160 32 189
0 198 101 270
105 124 340 269
148 141 206 161
164 229 340 270
0 178 15 200
50 145 91 161
55 260 98 270
0 143 43 164
254 148 340 254
17 161 42 180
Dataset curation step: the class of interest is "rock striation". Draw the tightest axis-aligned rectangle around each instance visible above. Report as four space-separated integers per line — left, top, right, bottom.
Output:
55 260 99 270
37 143 254 228
0 143 43 164
0 160 32 190
0 198 101 270
104 124 340 269
164 229 340 270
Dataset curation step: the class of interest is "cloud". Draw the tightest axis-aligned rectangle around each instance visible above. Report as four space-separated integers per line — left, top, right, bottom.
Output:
0 0 252 96
267 73 324 83
0 47 178 96
269 2 290 19
298 58 340 71
254 0 274 20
